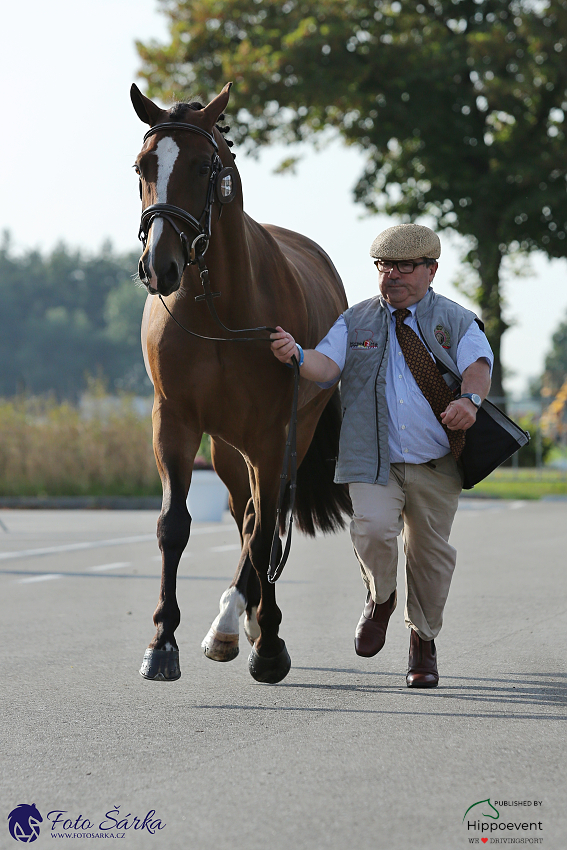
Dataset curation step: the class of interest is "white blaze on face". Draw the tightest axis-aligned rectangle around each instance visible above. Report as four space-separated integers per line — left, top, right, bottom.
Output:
146 137 180 285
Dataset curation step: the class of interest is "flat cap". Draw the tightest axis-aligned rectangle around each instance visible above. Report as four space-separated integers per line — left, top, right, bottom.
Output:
369 224 441 260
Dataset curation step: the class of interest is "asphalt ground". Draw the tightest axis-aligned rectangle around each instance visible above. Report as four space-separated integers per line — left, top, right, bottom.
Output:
0 501 565 850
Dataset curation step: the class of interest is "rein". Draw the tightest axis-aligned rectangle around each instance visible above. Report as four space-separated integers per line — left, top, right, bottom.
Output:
138 120 299 583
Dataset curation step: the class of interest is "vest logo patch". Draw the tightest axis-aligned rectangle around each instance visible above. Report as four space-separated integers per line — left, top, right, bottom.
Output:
434 323 452 349
350 328 379 350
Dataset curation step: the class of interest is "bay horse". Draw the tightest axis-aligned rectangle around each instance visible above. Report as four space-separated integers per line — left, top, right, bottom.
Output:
131 81 351 684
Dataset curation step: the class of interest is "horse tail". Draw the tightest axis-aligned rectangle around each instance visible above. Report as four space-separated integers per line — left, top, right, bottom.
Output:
285 387 353 537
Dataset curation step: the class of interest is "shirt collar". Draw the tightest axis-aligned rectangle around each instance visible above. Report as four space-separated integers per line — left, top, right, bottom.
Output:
386 301 418 317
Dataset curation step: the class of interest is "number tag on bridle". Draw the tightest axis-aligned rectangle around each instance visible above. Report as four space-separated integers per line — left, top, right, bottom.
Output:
216 167 237 204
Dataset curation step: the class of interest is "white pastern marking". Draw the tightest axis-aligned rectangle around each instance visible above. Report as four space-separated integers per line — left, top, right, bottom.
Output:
88 562 130 572
210 587 246 636
19 573 63 584
163 642 176 651
244 605 261 642
146 137 180 286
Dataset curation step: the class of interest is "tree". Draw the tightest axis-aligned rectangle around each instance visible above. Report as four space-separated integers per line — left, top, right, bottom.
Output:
0 233 150 399
541 311 567 393
137 0 567 400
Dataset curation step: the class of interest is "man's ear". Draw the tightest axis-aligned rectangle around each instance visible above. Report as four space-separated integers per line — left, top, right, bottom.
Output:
130 83 165 126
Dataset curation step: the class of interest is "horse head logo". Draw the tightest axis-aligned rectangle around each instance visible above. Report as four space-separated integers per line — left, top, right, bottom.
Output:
462 798 500 823
7 804 43 843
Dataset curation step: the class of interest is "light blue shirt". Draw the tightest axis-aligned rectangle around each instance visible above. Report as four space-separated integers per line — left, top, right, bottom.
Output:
314 301 494 464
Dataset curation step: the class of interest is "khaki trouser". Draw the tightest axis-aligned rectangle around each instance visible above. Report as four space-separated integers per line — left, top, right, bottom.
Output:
349 453 462 641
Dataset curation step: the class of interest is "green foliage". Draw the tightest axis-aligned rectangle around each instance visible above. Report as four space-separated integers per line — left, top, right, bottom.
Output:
542 310 567 392
0 394 159 497
472 467 567 499
0 233 151 399
0 393 214 496
137 0 567 399
515 414 554 466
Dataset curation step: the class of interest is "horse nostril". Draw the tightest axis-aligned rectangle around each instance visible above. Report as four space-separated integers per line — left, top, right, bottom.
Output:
165 261 179 285
138 258 148 283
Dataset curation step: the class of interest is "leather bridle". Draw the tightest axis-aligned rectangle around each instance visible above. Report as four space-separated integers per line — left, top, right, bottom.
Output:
138 121 235 267
136 120 299 584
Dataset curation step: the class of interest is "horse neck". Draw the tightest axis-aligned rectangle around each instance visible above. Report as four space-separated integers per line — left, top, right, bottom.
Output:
182 199 260 326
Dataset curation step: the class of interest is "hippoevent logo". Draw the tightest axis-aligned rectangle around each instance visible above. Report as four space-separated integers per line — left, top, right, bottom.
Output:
7 804 43 843
463 798 544 844
7 804 165 841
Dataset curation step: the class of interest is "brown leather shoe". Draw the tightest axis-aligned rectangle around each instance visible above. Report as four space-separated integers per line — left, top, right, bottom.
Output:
354 589 397 657
406 629 439 688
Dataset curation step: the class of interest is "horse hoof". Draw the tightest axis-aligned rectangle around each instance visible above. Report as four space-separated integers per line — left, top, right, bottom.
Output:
201 628 239 662
248 642 291 684
139 648 181 681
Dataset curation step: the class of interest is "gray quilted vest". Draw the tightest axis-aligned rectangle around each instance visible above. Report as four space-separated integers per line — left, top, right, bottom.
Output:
335 288 478 485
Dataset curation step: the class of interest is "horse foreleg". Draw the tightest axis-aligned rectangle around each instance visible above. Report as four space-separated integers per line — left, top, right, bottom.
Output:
140 404 200 682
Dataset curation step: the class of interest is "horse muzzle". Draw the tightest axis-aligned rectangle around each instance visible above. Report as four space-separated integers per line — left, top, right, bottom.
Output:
139 254 183 297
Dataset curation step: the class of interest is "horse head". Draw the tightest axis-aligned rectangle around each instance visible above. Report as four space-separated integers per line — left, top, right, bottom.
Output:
131 82 235 296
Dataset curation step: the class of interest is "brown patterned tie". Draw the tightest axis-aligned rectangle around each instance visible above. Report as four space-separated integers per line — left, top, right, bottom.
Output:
393 308 465 460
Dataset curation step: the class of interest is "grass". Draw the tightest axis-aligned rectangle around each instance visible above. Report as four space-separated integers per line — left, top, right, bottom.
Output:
1 393 565 500
0 395 160 497
0 394 212 498
468 468 567 500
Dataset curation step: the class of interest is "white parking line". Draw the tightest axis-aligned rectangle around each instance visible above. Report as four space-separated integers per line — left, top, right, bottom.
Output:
210 544 241 553
88 562 131 572
19 573 63 584
0 525 229 563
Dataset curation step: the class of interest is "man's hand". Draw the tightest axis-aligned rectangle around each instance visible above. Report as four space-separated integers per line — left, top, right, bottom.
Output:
270 326 298 365
270 326 341 384
440 397 477 431
441 357 491 431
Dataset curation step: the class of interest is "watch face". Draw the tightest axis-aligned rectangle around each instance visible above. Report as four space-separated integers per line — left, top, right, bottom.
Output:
471 394 481 407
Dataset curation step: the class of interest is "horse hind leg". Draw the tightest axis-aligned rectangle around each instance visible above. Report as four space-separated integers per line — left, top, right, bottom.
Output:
244 567 261 646
245 451 292 685
201 585 246 662
201 438 253 662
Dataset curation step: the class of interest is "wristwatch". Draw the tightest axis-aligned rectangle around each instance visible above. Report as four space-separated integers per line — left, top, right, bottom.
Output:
458 392 482 410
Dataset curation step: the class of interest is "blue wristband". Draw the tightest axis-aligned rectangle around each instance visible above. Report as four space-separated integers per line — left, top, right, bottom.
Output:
284 343 304 368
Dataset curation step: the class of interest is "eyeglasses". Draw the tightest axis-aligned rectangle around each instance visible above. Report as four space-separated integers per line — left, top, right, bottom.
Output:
374 260 428 274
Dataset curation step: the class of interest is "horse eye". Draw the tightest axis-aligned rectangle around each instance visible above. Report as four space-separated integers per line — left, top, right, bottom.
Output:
199 163 211 175
133 165 141 175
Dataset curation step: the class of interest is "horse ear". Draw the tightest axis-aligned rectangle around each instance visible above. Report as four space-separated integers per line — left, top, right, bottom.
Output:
202 82 233 127
130 83 163 126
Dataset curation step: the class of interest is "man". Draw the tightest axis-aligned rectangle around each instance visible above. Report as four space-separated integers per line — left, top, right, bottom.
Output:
270 223 493 688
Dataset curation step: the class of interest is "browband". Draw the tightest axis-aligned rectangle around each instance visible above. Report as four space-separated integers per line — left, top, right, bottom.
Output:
143 122 218 150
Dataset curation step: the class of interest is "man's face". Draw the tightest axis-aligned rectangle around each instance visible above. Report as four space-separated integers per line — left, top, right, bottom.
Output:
377 259 438 309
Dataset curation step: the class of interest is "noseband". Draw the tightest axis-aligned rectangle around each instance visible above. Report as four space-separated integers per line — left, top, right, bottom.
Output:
138 121 236 266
